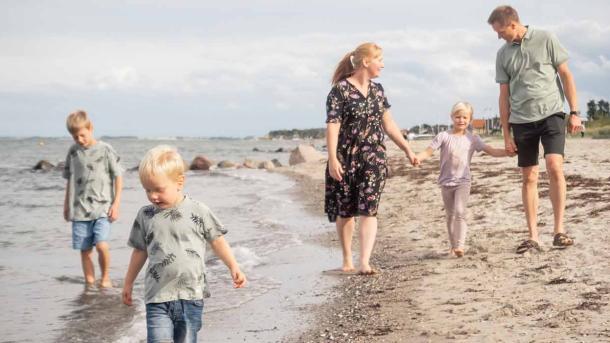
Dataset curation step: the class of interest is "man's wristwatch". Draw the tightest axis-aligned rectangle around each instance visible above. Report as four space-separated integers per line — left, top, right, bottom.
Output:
569 110 581 116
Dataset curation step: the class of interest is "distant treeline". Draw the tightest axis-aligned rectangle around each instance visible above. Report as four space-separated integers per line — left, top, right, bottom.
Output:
268 128 325 139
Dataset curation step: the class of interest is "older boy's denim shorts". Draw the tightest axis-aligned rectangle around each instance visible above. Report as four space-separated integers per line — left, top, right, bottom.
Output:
72 217 111 250
146 299 204 343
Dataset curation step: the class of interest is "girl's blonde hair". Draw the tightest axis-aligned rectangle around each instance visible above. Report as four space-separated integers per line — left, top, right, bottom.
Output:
332 42 382 85
139 145 185 183
451 101 474 120
66 110 92 134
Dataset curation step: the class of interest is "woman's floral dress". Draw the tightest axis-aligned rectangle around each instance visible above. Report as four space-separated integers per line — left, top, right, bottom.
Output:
325 79 390 222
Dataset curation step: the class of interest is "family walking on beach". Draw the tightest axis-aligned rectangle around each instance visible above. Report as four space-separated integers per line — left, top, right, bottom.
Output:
59 5 582 342
324 5 581 274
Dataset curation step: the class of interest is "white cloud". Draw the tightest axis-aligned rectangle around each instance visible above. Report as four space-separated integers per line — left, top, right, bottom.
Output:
1 2 609 136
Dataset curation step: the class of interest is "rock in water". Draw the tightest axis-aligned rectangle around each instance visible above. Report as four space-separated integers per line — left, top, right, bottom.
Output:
289 144 324 165
190 156 214 170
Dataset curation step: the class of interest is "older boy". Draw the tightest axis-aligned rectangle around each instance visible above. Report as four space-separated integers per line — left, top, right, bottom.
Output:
122 145 246 343
63 110 123 287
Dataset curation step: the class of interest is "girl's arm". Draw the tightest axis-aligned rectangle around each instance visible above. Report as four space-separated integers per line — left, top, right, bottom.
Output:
482 144 508 157
381 110 418 165
210 236 246 288
415 147 435 163
326 122 344 181
122 248 148 306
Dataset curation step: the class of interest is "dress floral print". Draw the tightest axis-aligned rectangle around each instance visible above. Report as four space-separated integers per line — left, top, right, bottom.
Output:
325 79 390 222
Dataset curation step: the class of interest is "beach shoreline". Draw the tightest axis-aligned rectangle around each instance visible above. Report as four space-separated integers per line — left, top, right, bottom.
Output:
279 138 610 342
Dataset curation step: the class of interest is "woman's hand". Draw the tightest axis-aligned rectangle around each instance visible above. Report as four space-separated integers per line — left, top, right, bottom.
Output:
329 157 344 182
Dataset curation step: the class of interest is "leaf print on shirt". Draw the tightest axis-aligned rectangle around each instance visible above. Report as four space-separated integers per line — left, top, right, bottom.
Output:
150 242 162 254
163 209 182 222
185 248 201 259
143 206 159 218
148 253 176 282
145 231 155 246
177 273 190 288
190 213 211 239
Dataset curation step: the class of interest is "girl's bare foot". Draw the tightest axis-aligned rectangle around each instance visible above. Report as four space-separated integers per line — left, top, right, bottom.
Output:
454 248 464 258
449 248 456 257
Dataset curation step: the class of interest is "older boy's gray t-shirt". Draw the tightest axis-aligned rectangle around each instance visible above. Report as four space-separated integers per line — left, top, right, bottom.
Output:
429 131 485 186
495 27 569 123
128 196 227 304
63 141 123 221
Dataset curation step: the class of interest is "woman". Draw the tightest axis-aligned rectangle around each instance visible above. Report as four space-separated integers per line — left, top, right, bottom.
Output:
325 42 418 275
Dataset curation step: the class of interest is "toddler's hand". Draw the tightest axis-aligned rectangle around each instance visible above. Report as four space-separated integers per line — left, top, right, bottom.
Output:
231 269 247 288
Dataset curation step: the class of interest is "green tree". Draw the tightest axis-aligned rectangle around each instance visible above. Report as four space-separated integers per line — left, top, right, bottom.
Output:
587 100 597 120
598 99 609 118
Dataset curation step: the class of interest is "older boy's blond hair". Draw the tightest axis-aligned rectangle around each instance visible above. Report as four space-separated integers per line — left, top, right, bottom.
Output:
66 110 92 134
451 101 474 120
139 145 185 182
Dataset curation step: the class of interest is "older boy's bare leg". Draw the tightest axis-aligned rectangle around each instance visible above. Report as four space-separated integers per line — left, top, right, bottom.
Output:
358 216 378 273
80 248 95 285
336 217 355 272
522 166 540 242
545 154 566 234
96 242 112 287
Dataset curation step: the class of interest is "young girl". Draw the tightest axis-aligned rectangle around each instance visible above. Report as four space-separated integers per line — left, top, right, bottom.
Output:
325 42 417 274
415 102 507 257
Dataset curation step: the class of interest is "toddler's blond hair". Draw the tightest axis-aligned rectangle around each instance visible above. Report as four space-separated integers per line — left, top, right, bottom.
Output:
139 145 185 183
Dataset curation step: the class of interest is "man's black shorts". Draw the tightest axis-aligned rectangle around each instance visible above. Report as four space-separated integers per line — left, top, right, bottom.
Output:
511 112 566 167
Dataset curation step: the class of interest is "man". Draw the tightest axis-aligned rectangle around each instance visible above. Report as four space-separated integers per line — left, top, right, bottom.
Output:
488 5 582 254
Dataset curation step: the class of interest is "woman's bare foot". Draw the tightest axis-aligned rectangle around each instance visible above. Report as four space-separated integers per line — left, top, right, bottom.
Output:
454 248 464 258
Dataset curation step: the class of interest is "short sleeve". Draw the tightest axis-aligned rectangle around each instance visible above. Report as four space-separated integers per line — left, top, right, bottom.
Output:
127 212 147 251
194 204 227 242
106 145 123 179
495 49 509 84
326 85 344 123
378 83 391 110
62 151 72 180
429 132 446 151
547 32 568 68
472 135 486 152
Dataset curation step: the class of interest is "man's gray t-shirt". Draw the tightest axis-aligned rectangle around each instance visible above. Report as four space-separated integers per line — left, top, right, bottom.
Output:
495 27 569 123
429 131 486 187
63 141 123 221
128 196 227 304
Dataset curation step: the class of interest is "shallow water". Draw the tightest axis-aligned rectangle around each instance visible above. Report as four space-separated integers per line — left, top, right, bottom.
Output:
0 137 338 342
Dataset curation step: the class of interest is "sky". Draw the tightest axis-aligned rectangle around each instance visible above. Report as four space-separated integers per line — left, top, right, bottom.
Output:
1 0 609 137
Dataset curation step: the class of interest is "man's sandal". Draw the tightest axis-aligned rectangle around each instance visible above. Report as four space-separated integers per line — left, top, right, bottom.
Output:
553 233 574 248
516 239 541 254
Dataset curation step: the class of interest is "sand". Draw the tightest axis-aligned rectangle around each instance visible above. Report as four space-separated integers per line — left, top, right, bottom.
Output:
281 137 610 342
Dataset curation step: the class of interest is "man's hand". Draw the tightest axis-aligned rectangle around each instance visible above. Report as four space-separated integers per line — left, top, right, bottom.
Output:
567 114 582 135
504 138 518 157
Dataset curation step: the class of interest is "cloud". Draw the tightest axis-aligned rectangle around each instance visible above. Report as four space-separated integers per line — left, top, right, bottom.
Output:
0 4 609 136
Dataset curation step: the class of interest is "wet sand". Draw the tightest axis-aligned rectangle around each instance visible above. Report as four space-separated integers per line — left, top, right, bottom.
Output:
281 137 610 342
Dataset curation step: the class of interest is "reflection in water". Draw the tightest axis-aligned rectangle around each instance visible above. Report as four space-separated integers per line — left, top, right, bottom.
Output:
55 284 141 343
